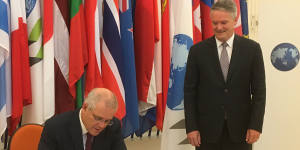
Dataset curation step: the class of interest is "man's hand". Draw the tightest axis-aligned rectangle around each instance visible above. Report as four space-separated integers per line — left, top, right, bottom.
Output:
246 129 261 144
187 130 201 147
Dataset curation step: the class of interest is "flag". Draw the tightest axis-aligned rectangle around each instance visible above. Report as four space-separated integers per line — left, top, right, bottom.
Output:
84 0 103 97
0 0 9 135
75 77 84 108
156 0 170 130
69 0 88 105
233 0 243 35
119 0 140 137
4 1 12 133
42 0 55 120
54 0 75 113
153 0 163 131
240 0 249 37
134 0 158 113
9 0 32 135
101 0 126 120
0 63 6 135
192 0 202 43
134 0 161 136
161 0 194 150
200 0 214 40
22 0 49 124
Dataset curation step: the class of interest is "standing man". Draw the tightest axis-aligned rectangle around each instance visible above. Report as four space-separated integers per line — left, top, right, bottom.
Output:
184 0 266 150
38 88 127 150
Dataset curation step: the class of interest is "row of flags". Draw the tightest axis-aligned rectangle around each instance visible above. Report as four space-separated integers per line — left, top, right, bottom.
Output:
0 1 249 149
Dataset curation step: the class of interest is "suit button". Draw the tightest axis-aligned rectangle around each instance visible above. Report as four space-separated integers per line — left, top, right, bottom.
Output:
224 89 228 93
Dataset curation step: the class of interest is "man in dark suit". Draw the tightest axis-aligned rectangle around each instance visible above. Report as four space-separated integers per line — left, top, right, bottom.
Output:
184 0 266 150
38 88 127 150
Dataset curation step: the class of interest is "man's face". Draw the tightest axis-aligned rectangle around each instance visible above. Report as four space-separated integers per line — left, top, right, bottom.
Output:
81 101 116 136
210 10 237 42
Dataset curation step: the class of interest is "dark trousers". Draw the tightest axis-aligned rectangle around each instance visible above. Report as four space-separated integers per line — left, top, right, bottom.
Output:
196 122 252 150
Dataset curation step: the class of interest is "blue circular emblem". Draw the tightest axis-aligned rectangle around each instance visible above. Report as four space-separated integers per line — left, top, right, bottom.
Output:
167 34 193 110
271 43 299 71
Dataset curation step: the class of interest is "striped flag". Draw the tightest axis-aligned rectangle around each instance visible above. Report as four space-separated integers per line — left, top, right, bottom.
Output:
233 0 243 35
156 0 170 130
200 0 214 40
0 0 9 135
9 0 32 135
101 0 126 120
119 0 140 137
192 0 202 43
161 0 194 150
22 0 51 124
54 0 75 113
240 0 249 37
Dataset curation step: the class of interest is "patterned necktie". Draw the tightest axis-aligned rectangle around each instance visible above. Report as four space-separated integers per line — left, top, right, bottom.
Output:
85 133 94 150
220 42 229 81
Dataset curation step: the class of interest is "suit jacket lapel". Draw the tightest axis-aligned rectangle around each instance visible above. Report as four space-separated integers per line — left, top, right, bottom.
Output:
69 109 84 150
207 37 226 83
227 35 241 83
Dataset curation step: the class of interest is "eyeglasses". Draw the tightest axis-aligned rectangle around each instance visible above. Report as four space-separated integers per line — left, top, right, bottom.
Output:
91 112 113 126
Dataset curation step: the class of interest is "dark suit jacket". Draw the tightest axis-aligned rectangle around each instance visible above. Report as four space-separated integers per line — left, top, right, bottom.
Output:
38 109 127 150
184 35 266 143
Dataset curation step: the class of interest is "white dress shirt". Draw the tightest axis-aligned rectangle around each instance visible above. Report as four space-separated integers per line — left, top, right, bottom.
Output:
79 109 88 150
215 34 235 62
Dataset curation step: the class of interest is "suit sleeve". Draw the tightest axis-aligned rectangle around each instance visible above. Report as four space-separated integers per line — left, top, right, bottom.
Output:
249 43 266 133
111 118 127 150
38 120 57 150
184 45 200 134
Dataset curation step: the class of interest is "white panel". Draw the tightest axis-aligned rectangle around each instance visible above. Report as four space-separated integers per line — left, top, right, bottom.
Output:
255 0 300 150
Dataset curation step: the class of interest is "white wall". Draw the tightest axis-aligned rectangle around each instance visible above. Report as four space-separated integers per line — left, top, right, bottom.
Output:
254 0 300 149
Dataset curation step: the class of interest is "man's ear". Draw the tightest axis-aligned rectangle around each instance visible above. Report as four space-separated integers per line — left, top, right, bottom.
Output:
82 102 88 110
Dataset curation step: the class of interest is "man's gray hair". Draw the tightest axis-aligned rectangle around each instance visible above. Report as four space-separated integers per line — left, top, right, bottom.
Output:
211 0 237 19
84 88 118 111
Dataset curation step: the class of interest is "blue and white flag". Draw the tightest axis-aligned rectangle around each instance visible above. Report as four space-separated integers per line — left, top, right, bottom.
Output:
161 0 194 150
0 0 9 135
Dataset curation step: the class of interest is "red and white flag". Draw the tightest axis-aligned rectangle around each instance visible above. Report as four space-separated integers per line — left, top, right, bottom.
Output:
53 0 75 113
233 0 243 35
134 0 159 114
42 0 55 120
192 0 202 43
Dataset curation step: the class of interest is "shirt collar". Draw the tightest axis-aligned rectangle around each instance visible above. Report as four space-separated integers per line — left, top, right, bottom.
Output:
215 34 235 48
79 109 88 135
